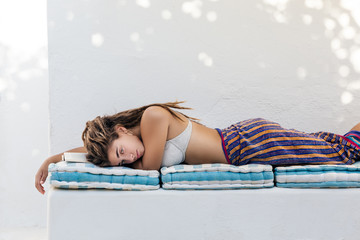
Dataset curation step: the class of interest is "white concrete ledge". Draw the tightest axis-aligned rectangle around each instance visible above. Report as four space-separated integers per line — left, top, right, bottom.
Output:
48 187 360 240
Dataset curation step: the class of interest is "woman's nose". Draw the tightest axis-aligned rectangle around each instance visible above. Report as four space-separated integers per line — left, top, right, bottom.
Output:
125 154 134 160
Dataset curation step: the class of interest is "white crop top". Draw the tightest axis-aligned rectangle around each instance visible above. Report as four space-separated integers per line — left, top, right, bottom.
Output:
161 120 192 167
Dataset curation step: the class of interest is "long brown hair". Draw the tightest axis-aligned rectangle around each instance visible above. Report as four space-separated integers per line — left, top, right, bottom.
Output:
82 101 196 166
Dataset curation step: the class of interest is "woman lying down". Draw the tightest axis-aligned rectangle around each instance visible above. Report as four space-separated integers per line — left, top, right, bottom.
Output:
35 101 360 194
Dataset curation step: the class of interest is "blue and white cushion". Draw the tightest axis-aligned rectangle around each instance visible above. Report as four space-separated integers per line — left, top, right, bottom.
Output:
49 161 160 190
161 163 274 190
275 161 360 188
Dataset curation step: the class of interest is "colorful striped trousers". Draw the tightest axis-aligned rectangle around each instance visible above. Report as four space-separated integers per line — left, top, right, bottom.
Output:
216 118 360 166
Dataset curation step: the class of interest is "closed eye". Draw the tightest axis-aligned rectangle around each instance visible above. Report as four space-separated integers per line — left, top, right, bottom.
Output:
116 147 120 158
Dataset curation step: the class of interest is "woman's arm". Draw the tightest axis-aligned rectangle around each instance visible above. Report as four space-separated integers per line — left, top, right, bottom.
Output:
138 106 170 170
35 147 86 194
129 159 143 169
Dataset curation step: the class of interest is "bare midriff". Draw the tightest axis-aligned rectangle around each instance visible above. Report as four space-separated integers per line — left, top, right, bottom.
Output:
184 122 228 165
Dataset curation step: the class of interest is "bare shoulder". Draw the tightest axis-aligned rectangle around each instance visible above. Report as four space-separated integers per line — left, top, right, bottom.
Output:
139 106 171 170
141 106 172 123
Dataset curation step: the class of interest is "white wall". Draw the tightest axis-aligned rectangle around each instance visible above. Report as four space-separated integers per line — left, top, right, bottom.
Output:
1 0 357 234
48 0 360 155
0 0 49 231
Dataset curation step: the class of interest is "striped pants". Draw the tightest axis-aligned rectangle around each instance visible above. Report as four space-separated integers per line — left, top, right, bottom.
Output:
216 118 360 166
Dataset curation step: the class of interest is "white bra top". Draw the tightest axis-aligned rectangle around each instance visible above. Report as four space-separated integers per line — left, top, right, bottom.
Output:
161 120 192 167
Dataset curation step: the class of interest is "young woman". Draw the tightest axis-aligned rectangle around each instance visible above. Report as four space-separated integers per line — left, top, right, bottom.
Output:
35 101 360 194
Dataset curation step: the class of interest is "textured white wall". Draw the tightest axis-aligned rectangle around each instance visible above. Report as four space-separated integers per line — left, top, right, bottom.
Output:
0 0 48 231
48 0 360 154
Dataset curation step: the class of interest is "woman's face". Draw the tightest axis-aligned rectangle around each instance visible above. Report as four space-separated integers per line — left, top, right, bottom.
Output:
107 130 145 166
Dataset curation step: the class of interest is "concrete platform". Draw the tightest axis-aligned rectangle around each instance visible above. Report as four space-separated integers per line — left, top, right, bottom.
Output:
48 187 360 240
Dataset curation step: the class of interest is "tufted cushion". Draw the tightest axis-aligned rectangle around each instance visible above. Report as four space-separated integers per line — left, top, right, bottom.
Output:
275 161 360 188
161 163 274 190
49 161 160 190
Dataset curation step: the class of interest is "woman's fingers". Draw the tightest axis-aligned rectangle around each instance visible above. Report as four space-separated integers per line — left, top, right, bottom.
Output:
35 170 47 194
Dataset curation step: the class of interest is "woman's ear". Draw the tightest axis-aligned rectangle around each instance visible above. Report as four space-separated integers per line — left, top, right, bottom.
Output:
115 125 127 133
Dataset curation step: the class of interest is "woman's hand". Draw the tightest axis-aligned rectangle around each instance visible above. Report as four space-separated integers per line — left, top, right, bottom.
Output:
34 154 61 194
34 147 87 194
35 162 50 194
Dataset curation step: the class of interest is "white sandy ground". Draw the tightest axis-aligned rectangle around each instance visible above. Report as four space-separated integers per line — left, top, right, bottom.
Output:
0 227 47 240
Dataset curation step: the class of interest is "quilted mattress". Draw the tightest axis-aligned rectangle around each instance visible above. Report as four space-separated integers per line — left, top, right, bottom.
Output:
275 161 360 188
161 163 274 189
49 161 160 190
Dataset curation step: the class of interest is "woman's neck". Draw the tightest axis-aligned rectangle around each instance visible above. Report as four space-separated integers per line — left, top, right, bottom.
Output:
130 125 141 139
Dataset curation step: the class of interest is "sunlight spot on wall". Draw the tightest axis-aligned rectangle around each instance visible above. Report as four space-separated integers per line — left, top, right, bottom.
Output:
20 102 31 112
273 12 287 23
350 48 360 72
32 149 40 157
38 57 48 70
262 0 290 24
348 81 360 90
130 32 140 42
339 65 350 77
198 52 213 67
302 14 313 25
331 38 341 50
136 0 150 8
324 18 336 30
0 77 7 92
66 11 74 21
206 11 217 22
91 33 104 47
341 91 353 105
129 32 144 51
182 0 202 19
161 10 172 20
297 67 307 79
263 0 289 8
324 18 336 39
338 13 350 27
0 1 47 55
304 0 324 10
340 0 360 27
340 26 356 39
334 48 348 59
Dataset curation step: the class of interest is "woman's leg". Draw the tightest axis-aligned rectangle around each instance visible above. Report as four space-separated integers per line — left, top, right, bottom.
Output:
344 123 360 151
219 118 355 166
